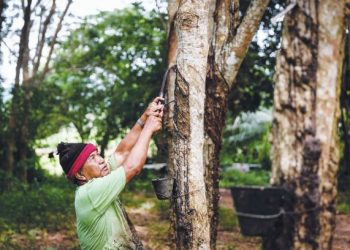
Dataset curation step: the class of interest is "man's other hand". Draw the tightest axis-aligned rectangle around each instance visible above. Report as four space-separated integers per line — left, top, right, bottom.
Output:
143 97 165 119
144 112 163 134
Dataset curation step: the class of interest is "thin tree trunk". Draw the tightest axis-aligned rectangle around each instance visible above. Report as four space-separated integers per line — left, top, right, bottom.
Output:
271 1 345 249
0 0 5 39
33 0 56 74
340 108 350 175
19 0 33 181
340 14 350 175
41 0 72 81
15 0 32 86
5 0 32 176
118 205 143 249
166 1 179 248
170 1 211 249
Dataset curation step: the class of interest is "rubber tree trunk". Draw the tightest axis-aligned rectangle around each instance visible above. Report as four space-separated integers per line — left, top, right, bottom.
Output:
204 0 270 248
169 1 211 249
167 0 269 248
270 0 345 249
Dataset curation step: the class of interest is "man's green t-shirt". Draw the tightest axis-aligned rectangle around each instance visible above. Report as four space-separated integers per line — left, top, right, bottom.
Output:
75 153 134 249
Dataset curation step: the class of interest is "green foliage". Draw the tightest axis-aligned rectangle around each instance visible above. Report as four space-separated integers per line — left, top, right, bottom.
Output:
47 5 167 148
0 173 75 233
221 109 272 169
146 220 171 249
125 169 159 193
0 87 9 174
218 206 238 231
337 192 350 214
228 0 284 117
151 199 171 220
220 1 284 171
220 169 270 188
120 169 161 207
120 191 150 208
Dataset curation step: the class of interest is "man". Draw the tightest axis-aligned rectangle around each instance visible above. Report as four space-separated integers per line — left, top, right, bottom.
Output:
57 97 164 250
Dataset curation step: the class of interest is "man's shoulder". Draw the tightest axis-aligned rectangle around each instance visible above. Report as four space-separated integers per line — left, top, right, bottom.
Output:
107 152 123 171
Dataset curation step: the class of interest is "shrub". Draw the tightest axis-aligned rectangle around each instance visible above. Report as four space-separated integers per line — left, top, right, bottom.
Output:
218 206 238 231
220 169 270 188
337 192 350 214
0 174 75 233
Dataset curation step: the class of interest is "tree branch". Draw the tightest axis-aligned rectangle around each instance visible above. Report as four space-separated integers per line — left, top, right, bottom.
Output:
154 0 167 32
212 0 240 62
0 0 5 37
33 0 56 75
31 0 42 14
221 0 270 87
15 0 32 86
41 0 72 81
166 0 179 66
1 39 18 57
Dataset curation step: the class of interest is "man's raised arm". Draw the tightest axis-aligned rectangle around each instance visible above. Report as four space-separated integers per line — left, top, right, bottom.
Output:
114 97 164 165
122 113 163 183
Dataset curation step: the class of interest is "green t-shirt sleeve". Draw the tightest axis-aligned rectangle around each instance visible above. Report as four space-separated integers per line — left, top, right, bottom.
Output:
108 152 121 171
86 167 126 214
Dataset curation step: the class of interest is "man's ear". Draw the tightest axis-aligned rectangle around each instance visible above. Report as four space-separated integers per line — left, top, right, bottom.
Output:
75 170 87 181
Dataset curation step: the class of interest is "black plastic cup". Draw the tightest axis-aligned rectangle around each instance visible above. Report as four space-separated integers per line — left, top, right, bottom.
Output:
152 177 175 200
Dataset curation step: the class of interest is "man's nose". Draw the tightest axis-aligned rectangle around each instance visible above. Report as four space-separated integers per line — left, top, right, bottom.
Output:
98 156 105 164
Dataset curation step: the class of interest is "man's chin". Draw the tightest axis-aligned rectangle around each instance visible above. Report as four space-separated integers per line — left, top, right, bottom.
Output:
101 169 110 177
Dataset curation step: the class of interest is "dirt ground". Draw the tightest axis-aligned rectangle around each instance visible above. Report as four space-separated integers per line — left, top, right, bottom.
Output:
133 189 350 249
3 189 350 249
129 189 350 250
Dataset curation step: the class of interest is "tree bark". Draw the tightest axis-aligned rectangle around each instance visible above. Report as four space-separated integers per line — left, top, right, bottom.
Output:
204 0 270 248
170 1 211 249
271 0 345 249
166 1 179 248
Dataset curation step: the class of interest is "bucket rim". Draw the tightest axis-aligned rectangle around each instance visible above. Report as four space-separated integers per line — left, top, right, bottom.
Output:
229 185 286 191
152 177 175 182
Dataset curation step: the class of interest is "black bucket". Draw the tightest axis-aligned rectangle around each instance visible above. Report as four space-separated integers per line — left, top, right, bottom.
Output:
230 186 288 236
152 177 175 200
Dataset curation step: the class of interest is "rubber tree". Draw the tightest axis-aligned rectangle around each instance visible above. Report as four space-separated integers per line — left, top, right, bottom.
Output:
166 1 211 249
270 0 345 249
167 0 270 248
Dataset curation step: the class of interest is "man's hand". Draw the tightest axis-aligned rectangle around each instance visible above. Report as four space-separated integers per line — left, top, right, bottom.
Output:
141 97 165 122
143 107 163 134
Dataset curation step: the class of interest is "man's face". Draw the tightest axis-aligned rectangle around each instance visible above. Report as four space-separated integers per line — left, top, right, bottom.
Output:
80 151 110 180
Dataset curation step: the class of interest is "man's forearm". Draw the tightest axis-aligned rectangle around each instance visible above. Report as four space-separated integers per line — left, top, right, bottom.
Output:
115 114 147 157
122 128 152 183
